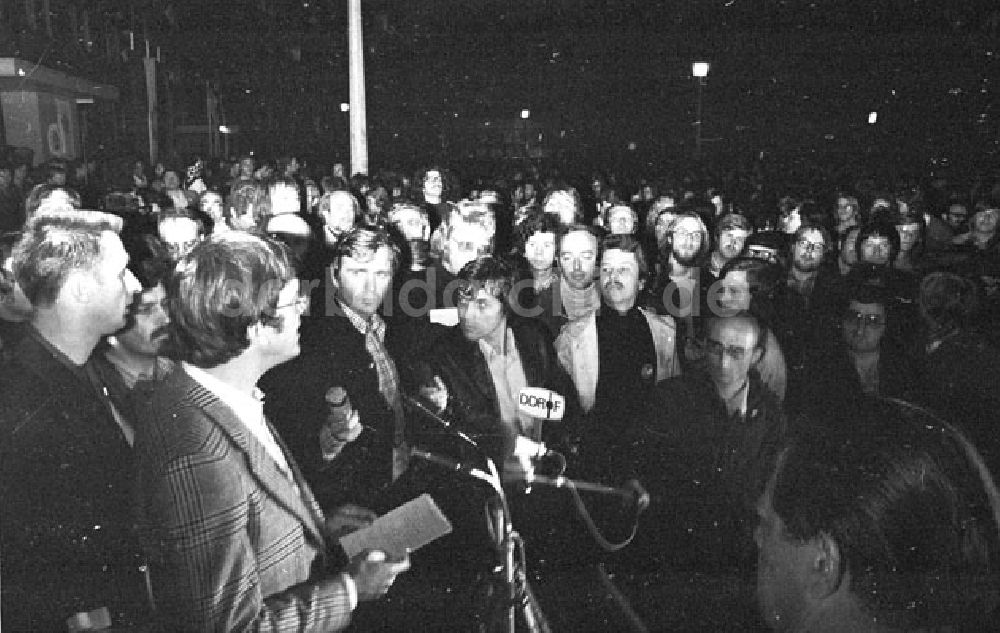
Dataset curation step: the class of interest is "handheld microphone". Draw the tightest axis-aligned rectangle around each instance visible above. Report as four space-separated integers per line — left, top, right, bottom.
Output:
403 392 484 452
409 447 470 473
409 447 492 483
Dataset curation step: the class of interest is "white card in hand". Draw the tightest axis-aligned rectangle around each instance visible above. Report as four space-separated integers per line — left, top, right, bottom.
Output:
339 493 452 559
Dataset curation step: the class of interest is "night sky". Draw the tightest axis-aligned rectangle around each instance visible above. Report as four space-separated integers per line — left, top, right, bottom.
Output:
163 0 998 174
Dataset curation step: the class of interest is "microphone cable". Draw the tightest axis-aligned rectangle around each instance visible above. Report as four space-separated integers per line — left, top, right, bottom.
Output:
562 476 642 553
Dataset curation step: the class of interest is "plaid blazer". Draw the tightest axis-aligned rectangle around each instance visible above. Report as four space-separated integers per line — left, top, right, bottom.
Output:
133 367 353 632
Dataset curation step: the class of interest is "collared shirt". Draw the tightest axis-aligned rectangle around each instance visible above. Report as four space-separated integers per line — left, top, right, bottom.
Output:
182 362 292 479
721 378 750 419
850 351 880 395
340 301 408 478
561 312 600 413
478 327 533 438
340 301 401 414
104 352 175 390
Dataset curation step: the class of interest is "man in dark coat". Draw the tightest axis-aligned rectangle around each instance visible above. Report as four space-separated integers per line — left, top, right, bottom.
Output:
263 227 409 512
417 256 580 469
0 210 150 630
413 256 582 565
634 312 786 573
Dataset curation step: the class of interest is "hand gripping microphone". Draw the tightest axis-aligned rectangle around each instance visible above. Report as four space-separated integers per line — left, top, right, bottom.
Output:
514 389 568 482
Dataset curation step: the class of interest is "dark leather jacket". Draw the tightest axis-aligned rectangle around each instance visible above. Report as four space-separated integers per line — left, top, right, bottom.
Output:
417 316 580 469
0 330 152 631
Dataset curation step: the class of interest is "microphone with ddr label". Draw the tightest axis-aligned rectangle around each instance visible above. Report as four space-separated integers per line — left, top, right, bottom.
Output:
517 389 649 514
514 388 568 480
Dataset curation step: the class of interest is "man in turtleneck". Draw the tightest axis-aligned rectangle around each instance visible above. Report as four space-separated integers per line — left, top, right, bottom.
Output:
556 224 603 322
555 234 680 480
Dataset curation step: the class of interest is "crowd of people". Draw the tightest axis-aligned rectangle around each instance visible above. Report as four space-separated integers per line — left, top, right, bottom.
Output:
1 150 999 631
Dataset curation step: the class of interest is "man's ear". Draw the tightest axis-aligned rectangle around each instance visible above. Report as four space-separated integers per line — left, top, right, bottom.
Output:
751 345 765 366
63 270 92 305
805 531 843 600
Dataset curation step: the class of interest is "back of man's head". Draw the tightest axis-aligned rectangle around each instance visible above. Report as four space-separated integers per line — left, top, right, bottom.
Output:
165 233 293 368
763 399 1000 630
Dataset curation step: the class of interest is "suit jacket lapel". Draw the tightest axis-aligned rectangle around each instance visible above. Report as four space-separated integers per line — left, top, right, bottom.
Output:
185 378 327 549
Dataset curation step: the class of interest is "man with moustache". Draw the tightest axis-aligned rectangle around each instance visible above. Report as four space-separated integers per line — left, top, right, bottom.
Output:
772 223 842 388
555 234 680 478
0 210 149 630
101 231 174 391
649 210 712 359
706 212 752 280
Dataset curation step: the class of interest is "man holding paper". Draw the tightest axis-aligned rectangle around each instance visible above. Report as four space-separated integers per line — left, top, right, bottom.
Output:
133 233 408 631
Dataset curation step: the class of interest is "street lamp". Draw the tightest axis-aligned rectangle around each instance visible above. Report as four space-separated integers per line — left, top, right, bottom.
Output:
692 62 710 159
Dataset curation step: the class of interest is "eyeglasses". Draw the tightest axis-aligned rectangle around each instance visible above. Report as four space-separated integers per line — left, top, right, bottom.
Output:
703 337 753 361
843 310 886 328
275 295 310 314
795 240 825 254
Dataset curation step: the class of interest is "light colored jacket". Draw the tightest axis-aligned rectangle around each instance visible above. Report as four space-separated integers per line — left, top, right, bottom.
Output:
555 307 681 412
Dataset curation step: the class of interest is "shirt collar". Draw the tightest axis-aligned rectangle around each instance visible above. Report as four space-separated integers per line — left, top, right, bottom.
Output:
478 326 515 359
340 299 385 340
720 377 750 418
182 361 265 415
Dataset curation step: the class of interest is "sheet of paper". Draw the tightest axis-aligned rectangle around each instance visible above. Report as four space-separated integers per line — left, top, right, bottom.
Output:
340 493 453 559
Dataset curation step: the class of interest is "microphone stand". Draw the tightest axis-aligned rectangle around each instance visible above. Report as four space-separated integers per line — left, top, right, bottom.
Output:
406 394 644 632
409 444 547 633
411 447 647 633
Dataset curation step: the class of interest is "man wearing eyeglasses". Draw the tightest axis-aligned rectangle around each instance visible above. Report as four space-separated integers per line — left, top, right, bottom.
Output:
773 224 843 394
634 311 785 573
133 232 409 631
785 225 832 304
555 235 680 480
926 197 971 253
